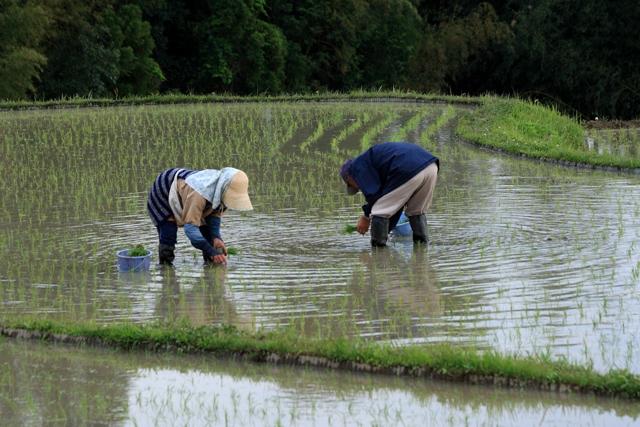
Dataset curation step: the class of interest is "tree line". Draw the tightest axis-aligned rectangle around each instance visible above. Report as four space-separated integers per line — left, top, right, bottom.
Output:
2 0 639 120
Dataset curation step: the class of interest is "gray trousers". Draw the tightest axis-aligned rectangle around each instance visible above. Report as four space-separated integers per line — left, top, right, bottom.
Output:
370 162 438 218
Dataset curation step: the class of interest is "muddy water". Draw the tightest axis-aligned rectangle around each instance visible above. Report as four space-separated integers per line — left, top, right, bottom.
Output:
1 338 638 427
1 101 640 379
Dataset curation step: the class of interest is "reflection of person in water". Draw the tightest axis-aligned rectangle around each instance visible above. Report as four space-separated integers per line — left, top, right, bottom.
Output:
155 265 255 330
355 247 442 340
340 142 439 247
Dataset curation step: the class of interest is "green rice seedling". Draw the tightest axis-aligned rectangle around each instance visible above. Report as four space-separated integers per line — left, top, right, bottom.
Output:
128 245 149 257
342 225 358 234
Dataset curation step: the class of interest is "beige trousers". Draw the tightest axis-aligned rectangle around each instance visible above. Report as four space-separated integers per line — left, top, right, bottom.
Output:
370 162 438 218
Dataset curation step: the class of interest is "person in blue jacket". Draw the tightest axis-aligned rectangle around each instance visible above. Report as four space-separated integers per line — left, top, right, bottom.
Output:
339 142 439 246
147 167 253 265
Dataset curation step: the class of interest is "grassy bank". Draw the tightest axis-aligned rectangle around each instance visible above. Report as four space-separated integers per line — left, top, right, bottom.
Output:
457 96 640 170
2 318 639 400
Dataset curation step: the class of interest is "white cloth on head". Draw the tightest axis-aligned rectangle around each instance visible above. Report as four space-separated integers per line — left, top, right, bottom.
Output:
185 167 240 208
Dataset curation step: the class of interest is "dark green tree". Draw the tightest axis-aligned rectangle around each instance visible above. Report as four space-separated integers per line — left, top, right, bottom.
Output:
347 0 423 90
127 0 194 93
265 0 367 92
407 2 512 94
35 0 120 99
0 0 51 100
102 4 165 97
493 0 640 119
191 0 287 94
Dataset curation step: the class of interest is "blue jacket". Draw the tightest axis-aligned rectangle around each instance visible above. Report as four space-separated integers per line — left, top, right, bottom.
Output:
349 142 439 217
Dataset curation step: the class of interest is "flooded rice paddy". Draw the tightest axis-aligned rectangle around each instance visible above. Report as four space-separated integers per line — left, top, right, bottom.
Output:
1 101 640 424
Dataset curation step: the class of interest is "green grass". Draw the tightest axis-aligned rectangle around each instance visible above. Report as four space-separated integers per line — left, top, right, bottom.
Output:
457 96 640 169
3 318 639 399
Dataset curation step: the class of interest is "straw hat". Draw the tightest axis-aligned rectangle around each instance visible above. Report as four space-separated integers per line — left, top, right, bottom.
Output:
222 171 253 211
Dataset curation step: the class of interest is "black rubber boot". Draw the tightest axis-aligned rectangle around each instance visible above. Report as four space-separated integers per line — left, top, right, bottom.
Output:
408 214 428 244
158 244 176 265
370 216 389 247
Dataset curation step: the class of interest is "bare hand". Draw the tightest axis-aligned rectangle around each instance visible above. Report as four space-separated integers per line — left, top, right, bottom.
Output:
213 238 227 256
357 215 370 235
210 254 228 264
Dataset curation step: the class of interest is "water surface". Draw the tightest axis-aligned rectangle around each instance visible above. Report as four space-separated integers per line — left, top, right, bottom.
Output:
1 338 638 426
1 101 639 376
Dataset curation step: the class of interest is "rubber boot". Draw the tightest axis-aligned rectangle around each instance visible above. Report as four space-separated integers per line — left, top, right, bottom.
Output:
408 214 428 244
158 244 175 265
370 216 389 247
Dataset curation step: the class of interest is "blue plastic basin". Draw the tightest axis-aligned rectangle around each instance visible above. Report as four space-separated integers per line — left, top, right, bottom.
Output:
116 249 153 272
391 213 412 237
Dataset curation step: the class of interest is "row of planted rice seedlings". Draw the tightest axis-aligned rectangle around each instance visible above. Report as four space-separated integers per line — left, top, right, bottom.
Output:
388 106 439 143
329 111 374 152
420 104 457 146
1 102 456 231
297 103 379 152
358 110 401 152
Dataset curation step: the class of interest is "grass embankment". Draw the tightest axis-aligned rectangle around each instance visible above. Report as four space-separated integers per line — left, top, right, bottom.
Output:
2 318 639 400
457 96 640 170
